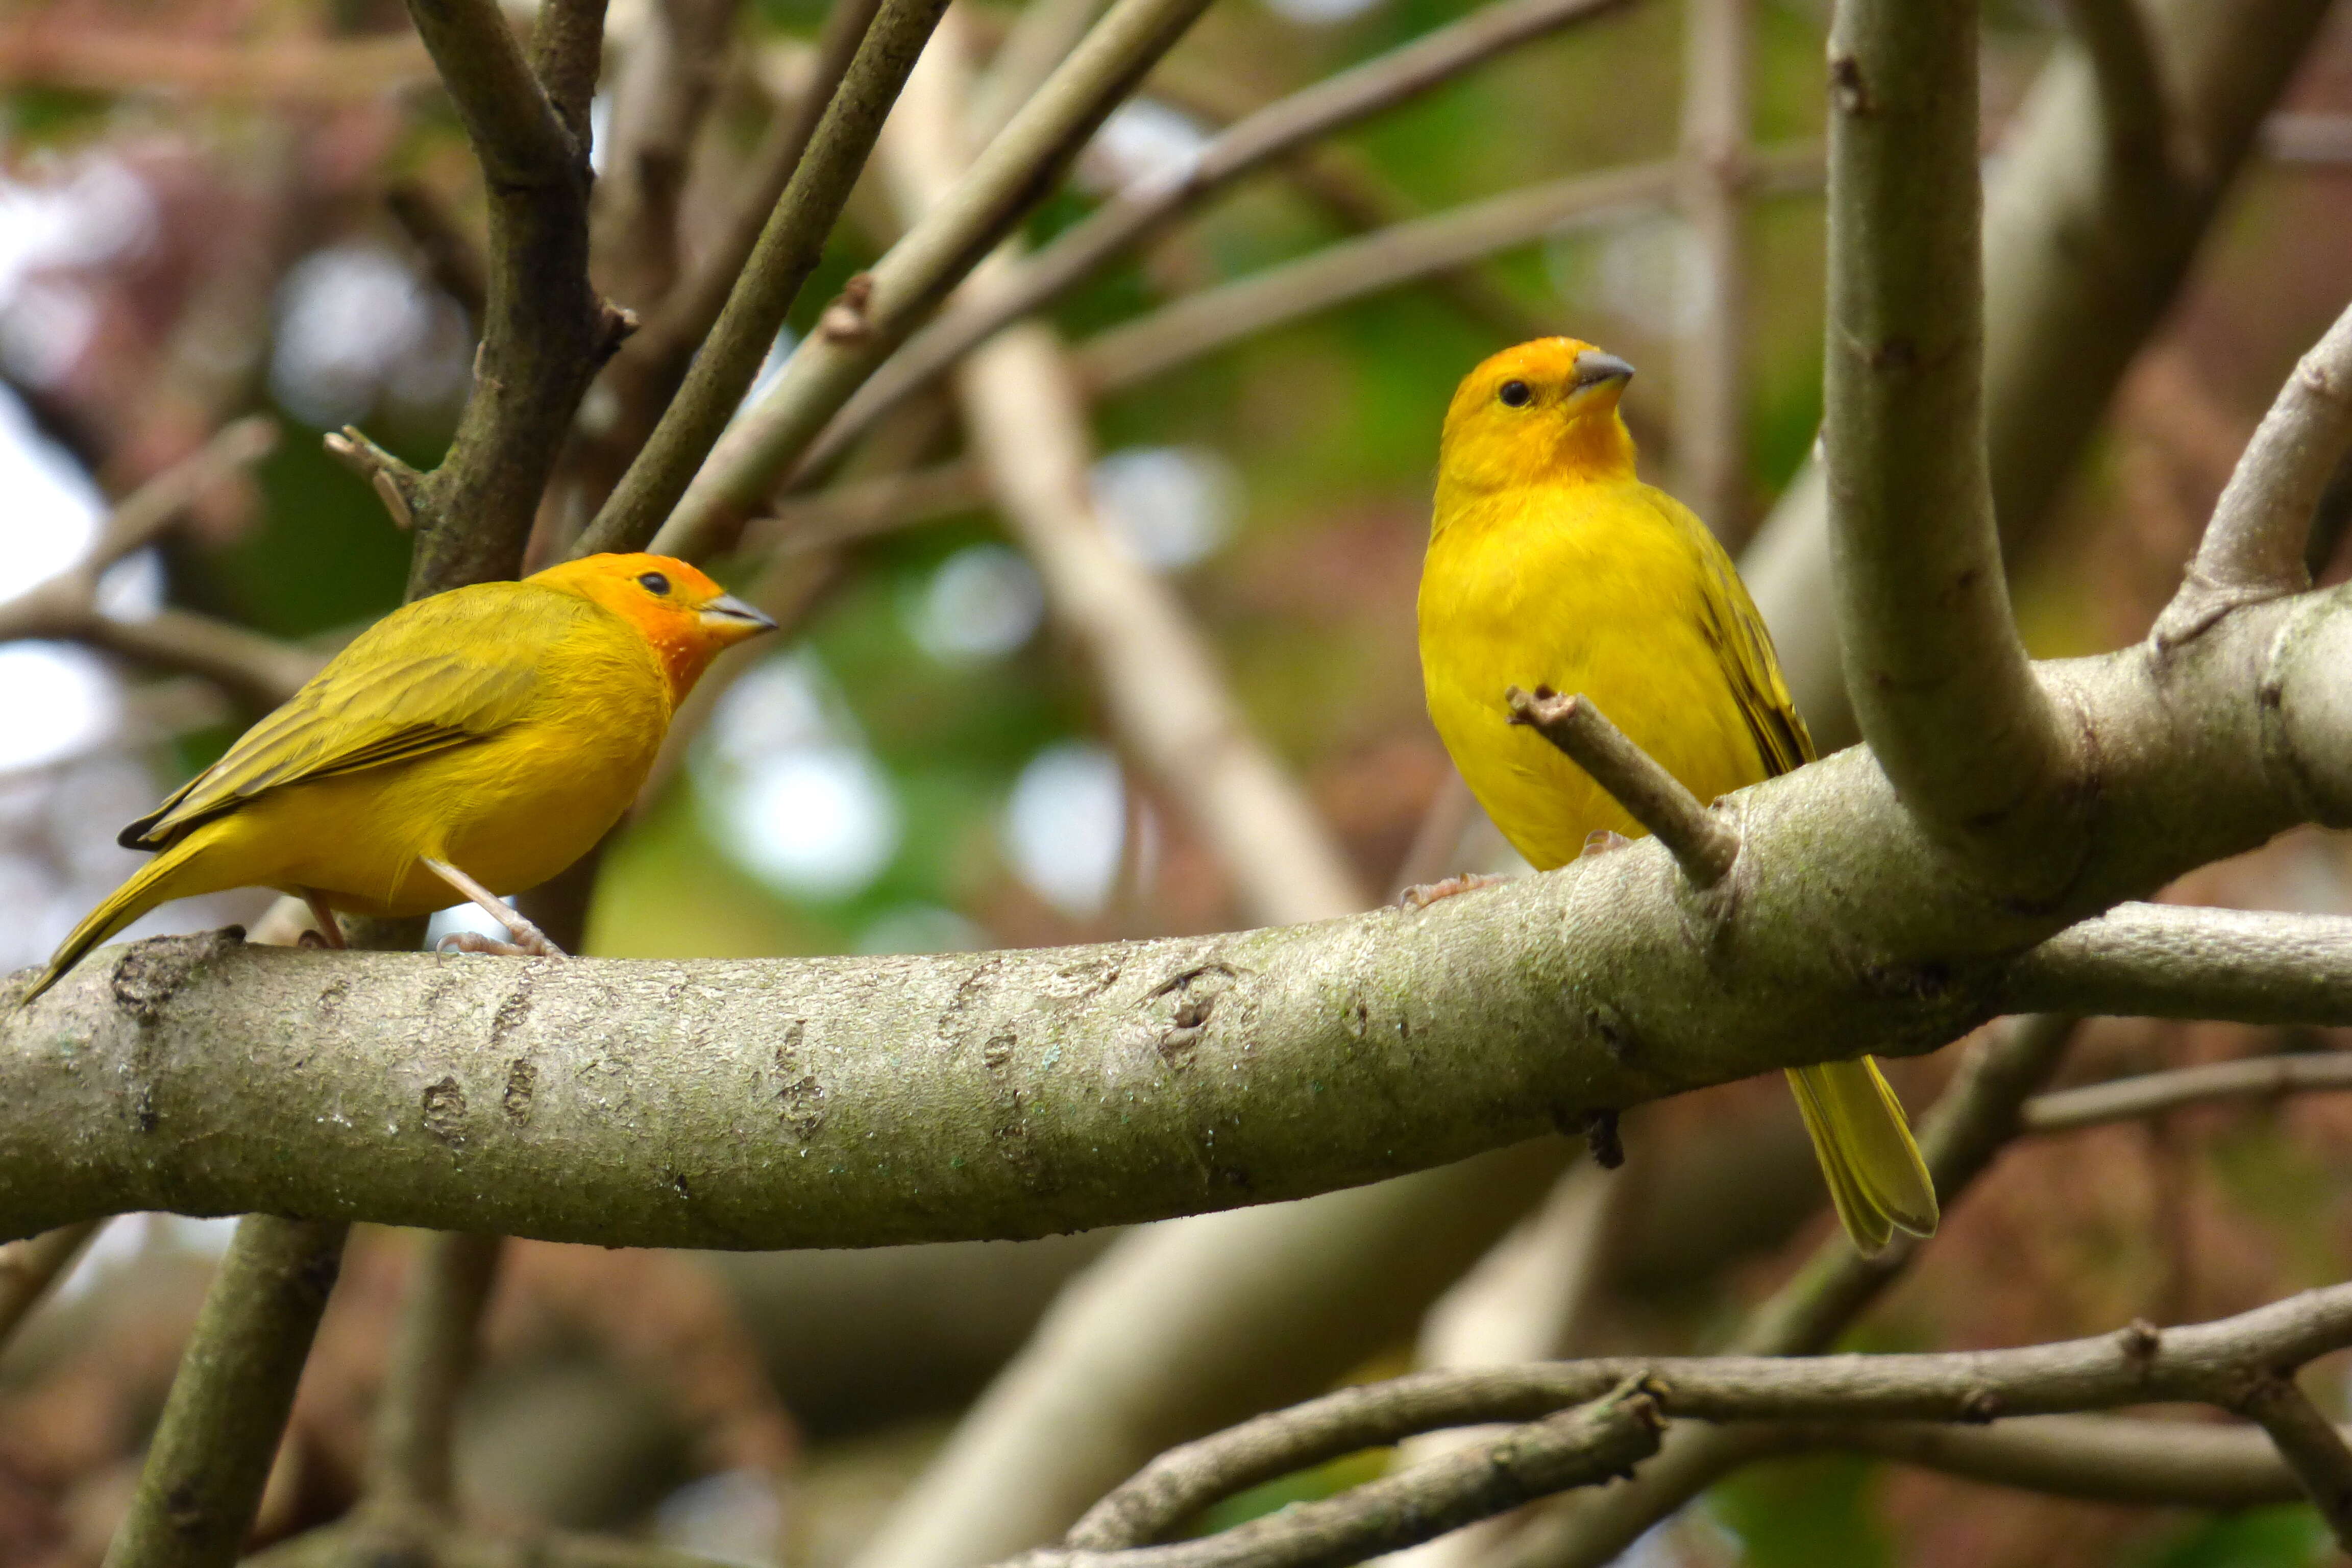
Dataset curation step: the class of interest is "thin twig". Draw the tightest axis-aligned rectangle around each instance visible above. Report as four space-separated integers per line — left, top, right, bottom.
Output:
1823 0 2081 883
2007 901 2352 1025
645 0 1223 559
365 1231 506 1512
1050 1281 2352 1559
1504 688 1740 890
1674 0 1750 535
100 1216 349 1568
2155 299 2352 646
1782 1411 2314 1507
578 0 953 554
0 1220 102 1350
746 458 990 551
775 0 1637 499
2023 1050 2352 1133
2232 1373 2352 1548
1023 1387 1662 1568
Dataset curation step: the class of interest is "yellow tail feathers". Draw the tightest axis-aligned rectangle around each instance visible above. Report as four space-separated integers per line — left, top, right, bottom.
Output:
19 839 210 1007
1786 1058 1939 1255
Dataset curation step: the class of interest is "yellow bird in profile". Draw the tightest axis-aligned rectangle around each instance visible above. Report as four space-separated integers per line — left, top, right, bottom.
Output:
1416 337 1938 1254
23 552 775 1004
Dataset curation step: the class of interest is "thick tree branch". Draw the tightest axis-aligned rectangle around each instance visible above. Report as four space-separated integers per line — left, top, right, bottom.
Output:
696 0 1637 536
1823 0 2081 885
1504 689 1740 890
2022 1050 2352 1133
101 1216 347 1568
2063 0 2171 178
2007 901 2352 1023
391 0 627 593
1746 0 2330 749
10 546 2352 1241
643 0 1220 559
577 0 953 554
2156 299 2352 646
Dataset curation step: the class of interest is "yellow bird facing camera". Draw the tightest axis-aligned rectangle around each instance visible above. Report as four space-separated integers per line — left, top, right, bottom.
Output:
1416 337 1938 1254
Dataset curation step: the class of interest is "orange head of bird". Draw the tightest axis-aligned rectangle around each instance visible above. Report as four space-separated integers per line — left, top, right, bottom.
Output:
1436 338 1637 504
529 552 778 702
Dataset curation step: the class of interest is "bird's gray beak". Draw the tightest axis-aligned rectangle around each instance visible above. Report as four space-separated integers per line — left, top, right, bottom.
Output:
701 594 779 634
1571 350 1635 390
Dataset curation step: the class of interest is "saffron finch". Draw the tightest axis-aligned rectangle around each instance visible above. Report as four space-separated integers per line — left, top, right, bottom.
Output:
1417 338 1937 1253
24 552 774 1002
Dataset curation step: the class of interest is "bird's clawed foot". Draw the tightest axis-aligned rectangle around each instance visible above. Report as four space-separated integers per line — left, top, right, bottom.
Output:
421 856 569 961
436 927 569 960
1400 871 1505 910
1581 830 1633 858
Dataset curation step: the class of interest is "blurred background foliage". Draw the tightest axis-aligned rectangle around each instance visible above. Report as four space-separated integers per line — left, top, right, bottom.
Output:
6 0 2352 1563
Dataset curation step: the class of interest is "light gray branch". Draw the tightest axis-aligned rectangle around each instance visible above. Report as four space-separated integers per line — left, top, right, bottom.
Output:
14 563 2352 1245
1823 0 2081 886
1745 0 2331 751
2232 1372 2352 1546
1505 688 1740 890
1787 1412 2312 1506
2007 901 2352 1024
2156 299 2352 646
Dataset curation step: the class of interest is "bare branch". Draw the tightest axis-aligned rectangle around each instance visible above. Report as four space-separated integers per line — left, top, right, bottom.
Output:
96 416 279 571
1504 688 1740 891
1674 0 1750 534
646 0 1224 559
576 0 953 554
1746 0 2331 753
1054 1284 2352 1561
391 0 626 593
2232 1373 2352 1548
0 24 434 102
1790 1412 2311 1506
365 1232 505 1512
616 0 890 402
768 0 1637 504
100 1216 348 1568
1823 0 2081 884
80 608 325 711
1493 1015 2078 1568
2156 300 2352 646
747 458 988 552
2007 902 2352 1025
2023 1051 2352 1134
1024 1387 1662 1568
0 1220 101 1350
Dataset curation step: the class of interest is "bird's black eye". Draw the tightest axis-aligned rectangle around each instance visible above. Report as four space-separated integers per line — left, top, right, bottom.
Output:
638 571 671 595
1498 379 1533 408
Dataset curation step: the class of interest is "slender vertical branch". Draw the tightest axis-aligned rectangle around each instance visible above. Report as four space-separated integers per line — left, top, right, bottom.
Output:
1675 0 1749 535
1822 0 2079 886
578 0 954 553
2234 1373 2352 1548
101 1216 348 1568
365 1232 506 1513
